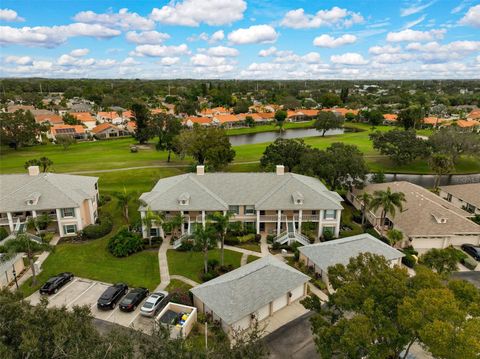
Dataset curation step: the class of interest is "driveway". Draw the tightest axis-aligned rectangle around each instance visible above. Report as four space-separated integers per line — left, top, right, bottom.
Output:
451 271 480 288
27 277 156 332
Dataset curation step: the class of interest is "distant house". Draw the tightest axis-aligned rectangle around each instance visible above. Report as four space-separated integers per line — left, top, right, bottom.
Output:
50 125 87 140
0 166 99 237
125 121 136 133
383 113 398 125
97 111 124 125
257 112 276 123
91 123 129 139
439 183 480 215
299 233 404 287
200 107 231 118
190 255 309 334
184 116 212 128
212 114 240 127
70 112 96 130
423 117 448 127
6 105 35 113
350 181 480 252
287 109 318 122
325 108 359 117
456 119 480 131
467 109 480 121
33 112 63 126
68 103 93 113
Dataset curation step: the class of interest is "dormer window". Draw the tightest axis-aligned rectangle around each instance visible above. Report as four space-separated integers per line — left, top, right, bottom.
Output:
178 192 191 206
292 191 304 205
431 211 448 224
25 192 41 206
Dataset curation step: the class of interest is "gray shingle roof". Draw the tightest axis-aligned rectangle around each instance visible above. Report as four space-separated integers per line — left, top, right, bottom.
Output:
0 173 98 212
140 172 343 211
440 183 480 209
298 233 404 272
190 255 309 325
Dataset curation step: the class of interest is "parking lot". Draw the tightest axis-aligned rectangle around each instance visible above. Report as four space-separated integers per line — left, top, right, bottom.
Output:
27 277 156 333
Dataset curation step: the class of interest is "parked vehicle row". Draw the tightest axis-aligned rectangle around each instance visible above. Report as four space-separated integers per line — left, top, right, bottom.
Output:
40 274 168 316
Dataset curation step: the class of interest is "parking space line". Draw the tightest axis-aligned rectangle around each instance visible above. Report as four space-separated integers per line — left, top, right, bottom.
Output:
128 311 142 327
105 307 121 321
67 282 97 307
48 278 79 301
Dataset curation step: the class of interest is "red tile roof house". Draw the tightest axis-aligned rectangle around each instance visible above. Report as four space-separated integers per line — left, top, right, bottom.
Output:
467 109 480 121
49 124 87 140
125 121 137 133
286 109 319 122
184 116 212 128
455 119 480 131
212 114 241 128
383 114 398 125
91 123 129 139
34 113 64 126
70 112 97 130
200 107 231 118
422 117 449 128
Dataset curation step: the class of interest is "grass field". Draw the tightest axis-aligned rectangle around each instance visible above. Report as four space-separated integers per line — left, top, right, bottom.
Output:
166 249 243 282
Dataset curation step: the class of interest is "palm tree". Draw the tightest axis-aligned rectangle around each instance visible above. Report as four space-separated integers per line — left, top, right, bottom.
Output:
428 154 454 192
38 157 53 172
207 211 233 266
358 192 372 226
27 214 52 235
193 225 216 274
165 213 184 240
370 187 406 236
0 234 52 286
142 208 165 247
112 187 134 224
387 229 403 247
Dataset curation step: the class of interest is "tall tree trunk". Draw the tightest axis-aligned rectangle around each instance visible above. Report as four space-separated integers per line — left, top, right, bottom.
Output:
221 233 225 266
380 210 386 236
434 174 440 191
322 129 326 136
29 255 37 286
401 339 416 359
167 150 171 162
361 205 366 226
204 248 208 274
125 206 129 223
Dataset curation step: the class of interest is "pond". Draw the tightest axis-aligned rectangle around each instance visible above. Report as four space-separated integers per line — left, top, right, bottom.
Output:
228 127 350 146
371 173 480 188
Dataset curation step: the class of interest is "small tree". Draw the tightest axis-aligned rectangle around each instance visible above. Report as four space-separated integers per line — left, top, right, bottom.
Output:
245 115 255 127
0 234 52 286
358 192 372 226
193 226 217 274
207 211 233 266
38 157 53 172
24 159 41 170
274 110 287 132
370 187 406 236
420 248 460 276
112 187 134 224
164 213 184 239
386 228 403 246
142 208 165 246
56 135 76 150
429 154 454 191
314 111 344 136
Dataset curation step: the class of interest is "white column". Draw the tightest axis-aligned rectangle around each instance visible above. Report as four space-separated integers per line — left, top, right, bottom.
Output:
7 212 14 232
140 211 147 238
334 210 341 237
56 209 64 237
188 219 191 234
317 210 323 239
88 199 95 224
277 210 282 234
202 211 206 228
74 207 83 231
256 211 260 234
180 211 185 235
32 210 37 218
298 210 303 233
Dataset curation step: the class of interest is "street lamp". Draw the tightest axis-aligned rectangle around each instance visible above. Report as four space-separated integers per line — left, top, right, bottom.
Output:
12 265 18 290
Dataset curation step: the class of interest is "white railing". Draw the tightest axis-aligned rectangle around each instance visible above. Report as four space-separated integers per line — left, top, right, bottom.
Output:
259 215 278 222
301 215 320 221
173 233 191 249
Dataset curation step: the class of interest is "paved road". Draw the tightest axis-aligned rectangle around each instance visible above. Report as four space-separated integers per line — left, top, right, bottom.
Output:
451 271 480 288
264 311 318 359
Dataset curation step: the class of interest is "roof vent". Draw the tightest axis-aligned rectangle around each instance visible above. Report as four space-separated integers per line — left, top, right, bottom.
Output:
292 191 304 205
178 192 191 206
431 211 447 224
276 165 285 176
196 165 205 176
25 192 41 206
28 166 40 176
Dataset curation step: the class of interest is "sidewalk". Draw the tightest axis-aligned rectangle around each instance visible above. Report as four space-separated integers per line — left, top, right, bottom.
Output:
155 240 171 291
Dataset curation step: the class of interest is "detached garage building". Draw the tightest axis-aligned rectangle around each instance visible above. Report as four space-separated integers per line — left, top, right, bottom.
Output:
190 255 309 334
299 233 404 287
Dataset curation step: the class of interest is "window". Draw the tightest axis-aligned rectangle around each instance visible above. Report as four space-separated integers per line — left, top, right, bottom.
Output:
63 224 77 234
228 205 239 215
150 228 159 237
61 208 75 218
245 205 255 215
324 210 337 220
94 182 98 190
322 226 335 235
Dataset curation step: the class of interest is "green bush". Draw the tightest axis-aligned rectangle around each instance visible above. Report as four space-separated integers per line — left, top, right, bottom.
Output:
322 230 334 241
402 246 418 256
177 240 194 251
237 233 256 243
107 228 143 257
266 234 275 244
365 227 382 240
462 256 478 270
0 227 8 241
82 215 113 239
402 254 416 268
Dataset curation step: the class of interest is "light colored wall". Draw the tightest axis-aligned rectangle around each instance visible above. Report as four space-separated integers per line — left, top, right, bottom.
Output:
439 190 480 215
0 256 25 289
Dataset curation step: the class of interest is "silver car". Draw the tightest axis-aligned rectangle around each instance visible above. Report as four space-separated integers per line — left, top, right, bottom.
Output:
140 291 168 317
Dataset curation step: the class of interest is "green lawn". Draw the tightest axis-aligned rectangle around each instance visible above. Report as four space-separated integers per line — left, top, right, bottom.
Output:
237 243 262 252
165 279 193 292
166 249 243 282
246 255 261 264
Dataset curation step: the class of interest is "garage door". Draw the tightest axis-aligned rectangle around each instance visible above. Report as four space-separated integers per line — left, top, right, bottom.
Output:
256 304 270 321
272 294 288 313
232 315 251 331
290 284 305 302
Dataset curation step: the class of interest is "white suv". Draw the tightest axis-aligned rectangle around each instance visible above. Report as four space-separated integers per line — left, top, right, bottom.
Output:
140 291 168 317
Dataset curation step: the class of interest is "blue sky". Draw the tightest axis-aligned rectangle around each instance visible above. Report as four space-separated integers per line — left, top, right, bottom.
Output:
0 0 479 79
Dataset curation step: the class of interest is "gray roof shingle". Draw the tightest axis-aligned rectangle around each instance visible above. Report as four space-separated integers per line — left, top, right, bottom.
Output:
439 183 480 209
298 233 404 272
190 255 309 325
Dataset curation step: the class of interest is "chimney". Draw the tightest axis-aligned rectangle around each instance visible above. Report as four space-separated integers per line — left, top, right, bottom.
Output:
196 165 205 175
276 165 285 176
28 166 40 176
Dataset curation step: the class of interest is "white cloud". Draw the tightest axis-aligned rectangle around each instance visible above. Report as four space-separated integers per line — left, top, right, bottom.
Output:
70 48 89 57
0 9 24 22
401 1 436 17
191 54 227 66
280 7 364 29
386 29 446 42
4 55 32 65
403 14 426 29
0 24 120 47
205 46 239 57
477 55 480 63
369 44 401 54
125 31 170 44
160 57 180 66
151 0 246 26
302 52 321 63
451 0 472 14
313 34 357 48
373 53 414 64
459 5 480 28
131 44 189 57
406 40 480 62
121 57 139 66
57 54 95 66
258 46 277 57
210 30 225 42
330 52 368 65
228 25 278 45
73 8 154 30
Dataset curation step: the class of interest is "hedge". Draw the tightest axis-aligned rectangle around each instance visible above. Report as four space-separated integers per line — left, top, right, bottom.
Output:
0 227 8 241
82 214 113 239
107 228 143 257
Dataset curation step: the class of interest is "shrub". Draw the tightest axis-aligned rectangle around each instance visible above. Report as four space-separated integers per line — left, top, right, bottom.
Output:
207 259 219 270
322 230 334 241
167 288 192 306
462 256 478 270
98 195 111 206
224 236 240 245
107 228 143 257
0 227 8 241
402 246 418 256
272 242 281 250
201 271 218 282
254 234 261 242
237 233 256 243
144 236 163 246
41 232 54 243
402 254 416 268
365 227 382 240
82 215 113 239
177 240 194 251
266 234 275 244
351 210 363 224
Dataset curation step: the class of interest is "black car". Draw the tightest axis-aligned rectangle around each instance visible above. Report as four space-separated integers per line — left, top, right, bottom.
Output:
39 272 74 295
97 283 128 310
461 244 480 261
119 287 149 312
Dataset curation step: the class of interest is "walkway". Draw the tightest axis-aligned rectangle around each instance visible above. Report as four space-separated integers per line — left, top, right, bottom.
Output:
224 244 266 257
260 235 269 255
307 283 329 302
155 240 171 291
169 275 199 287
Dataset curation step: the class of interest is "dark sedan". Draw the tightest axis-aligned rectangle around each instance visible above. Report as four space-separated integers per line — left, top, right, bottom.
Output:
461 244 480 261
97 283 128 310
39 272 74 295
119 287 149 312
